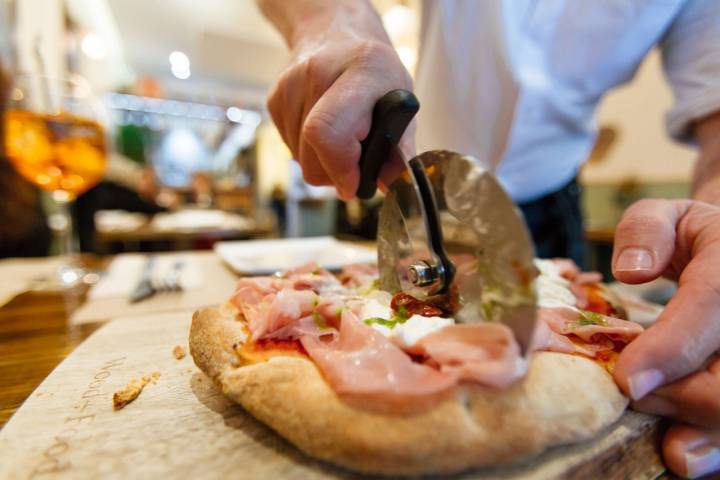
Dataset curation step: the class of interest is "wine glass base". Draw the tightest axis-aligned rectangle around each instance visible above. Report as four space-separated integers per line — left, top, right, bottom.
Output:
57 264 83 288
27 264 94 292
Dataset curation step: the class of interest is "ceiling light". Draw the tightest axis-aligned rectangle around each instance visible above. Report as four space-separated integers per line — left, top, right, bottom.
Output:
169 51 190 70
171 64 191 80
226 106 243 122
81 33 106 60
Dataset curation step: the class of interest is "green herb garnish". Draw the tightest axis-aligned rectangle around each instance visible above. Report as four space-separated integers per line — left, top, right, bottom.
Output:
577 310 608 327
363 308 410 329
363 317 398 328
313 311 330 330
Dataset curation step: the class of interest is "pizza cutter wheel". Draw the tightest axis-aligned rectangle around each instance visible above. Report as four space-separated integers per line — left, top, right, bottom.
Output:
357 90 538 354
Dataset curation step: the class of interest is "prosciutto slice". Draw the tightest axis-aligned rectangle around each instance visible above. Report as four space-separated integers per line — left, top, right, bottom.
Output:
228 262 645 401
300 311 456 401
247 288 318 340
413 324 525 388
228 263 363 340
533 307 643 356
530 312 606 357
339 263 378 288
265 314 339 342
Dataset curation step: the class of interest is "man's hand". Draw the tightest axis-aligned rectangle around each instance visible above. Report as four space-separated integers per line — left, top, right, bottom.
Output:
612 199 720 478
258 0 413 200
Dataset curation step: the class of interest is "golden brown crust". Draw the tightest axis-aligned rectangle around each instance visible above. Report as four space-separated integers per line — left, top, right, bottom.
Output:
189 307 628 476
112 372 160 410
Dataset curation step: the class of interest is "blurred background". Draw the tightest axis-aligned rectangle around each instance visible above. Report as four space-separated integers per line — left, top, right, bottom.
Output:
0 0 695 274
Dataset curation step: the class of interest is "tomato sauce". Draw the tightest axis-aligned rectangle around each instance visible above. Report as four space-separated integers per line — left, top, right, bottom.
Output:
391 293 445 317
579 283 622 317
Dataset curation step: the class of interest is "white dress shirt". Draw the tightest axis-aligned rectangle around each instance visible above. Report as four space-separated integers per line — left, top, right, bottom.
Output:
415 0 720 203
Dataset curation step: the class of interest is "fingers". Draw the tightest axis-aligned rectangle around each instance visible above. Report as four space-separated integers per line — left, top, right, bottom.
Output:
304 45 412 199
268 40 411 198
615 271 720 400
632 356 720 428
612 199 690 284
663 423 720 478
614 203 720 399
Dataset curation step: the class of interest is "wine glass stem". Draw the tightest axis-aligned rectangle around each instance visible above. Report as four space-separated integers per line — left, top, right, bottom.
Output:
52 191 76 265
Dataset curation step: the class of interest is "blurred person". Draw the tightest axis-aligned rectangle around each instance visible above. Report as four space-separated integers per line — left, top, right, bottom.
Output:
0 65 51 258
258 1 720 477
74 95 166 253
269 183 287 234
190 171 213 207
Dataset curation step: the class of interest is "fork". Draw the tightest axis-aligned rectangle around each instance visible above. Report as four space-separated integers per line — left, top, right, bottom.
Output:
152 259 185 293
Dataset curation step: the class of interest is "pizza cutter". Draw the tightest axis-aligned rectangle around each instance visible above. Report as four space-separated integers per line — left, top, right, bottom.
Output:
357 90 538 354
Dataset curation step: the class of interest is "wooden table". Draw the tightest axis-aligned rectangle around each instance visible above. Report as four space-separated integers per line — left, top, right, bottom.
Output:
94 210 276 253
0 288 101 427
0 255 677 479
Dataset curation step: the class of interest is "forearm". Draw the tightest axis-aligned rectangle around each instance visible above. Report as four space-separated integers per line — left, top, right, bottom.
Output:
691 111 720 204
257 0 388 49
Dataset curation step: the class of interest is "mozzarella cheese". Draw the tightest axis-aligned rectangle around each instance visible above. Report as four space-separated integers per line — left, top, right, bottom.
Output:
391 315 454 349
533 259 576 308
360 259 577 347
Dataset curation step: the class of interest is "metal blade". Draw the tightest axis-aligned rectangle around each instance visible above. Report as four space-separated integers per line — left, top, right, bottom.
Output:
378 150 538 354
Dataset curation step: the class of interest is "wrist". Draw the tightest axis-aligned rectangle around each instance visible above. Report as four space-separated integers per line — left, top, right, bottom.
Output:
691 111 720 205
287 0 389 51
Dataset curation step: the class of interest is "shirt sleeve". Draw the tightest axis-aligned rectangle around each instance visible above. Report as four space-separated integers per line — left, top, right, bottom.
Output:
661 0 720 143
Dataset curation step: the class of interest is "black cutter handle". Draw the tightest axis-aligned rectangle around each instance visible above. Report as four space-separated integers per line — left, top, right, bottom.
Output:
408 158 456 294
356 89 419 199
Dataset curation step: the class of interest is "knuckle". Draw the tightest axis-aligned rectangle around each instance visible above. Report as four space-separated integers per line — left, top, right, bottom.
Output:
304 56 329 86
355 41 394 65
303 110 341 148
353 41 413 87
617 212 667 235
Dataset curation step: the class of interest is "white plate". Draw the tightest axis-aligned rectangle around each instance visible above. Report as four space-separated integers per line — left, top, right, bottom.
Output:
214 236 376 275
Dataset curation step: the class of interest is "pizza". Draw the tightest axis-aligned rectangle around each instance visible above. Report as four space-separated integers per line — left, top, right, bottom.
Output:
189 259 644 476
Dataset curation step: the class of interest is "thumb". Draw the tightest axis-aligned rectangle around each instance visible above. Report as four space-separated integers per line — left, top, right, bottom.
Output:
612 199 688 284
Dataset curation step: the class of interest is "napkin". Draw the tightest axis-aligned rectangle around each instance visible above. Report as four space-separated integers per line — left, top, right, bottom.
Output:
0 257 62 307
89 254 203 300
94 210 148 232
151 210 254 231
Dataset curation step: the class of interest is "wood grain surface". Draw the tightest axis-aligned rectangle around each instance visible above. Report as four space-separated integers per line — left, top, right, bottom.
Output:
0 311 667 479
0 289 100 427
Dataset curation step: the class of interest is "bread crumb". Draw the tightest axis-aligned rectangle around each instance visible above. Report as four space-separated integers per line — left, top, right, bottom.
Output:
113 372 161 410
173 345 186 359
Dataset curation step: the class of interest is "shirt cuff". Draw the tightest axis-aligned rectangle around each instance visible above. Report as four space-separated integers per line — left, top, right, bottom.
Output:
666 87 720 143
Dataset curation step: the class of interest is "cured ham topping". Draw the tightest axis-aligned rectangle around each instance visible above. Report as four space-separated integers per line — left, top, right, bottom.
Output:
534 307 643 357
339 263 379 288
228 262 645 401
413 324 525 388
300 310 456 401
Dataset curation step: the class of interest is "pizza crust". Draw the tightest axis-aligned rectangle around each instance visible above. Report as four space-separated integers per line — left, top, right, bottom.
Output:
189 307 628 476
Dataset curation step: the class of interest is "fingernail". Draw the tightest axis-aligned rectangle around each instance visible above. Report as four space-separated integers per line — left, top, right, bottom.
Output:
628 369 665 400
616 247 654 272
686 445 720 479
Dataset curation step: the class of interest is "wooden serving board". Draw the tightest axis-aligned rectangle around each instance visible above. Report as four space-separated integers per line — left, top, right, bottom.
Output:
0 311 666 479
